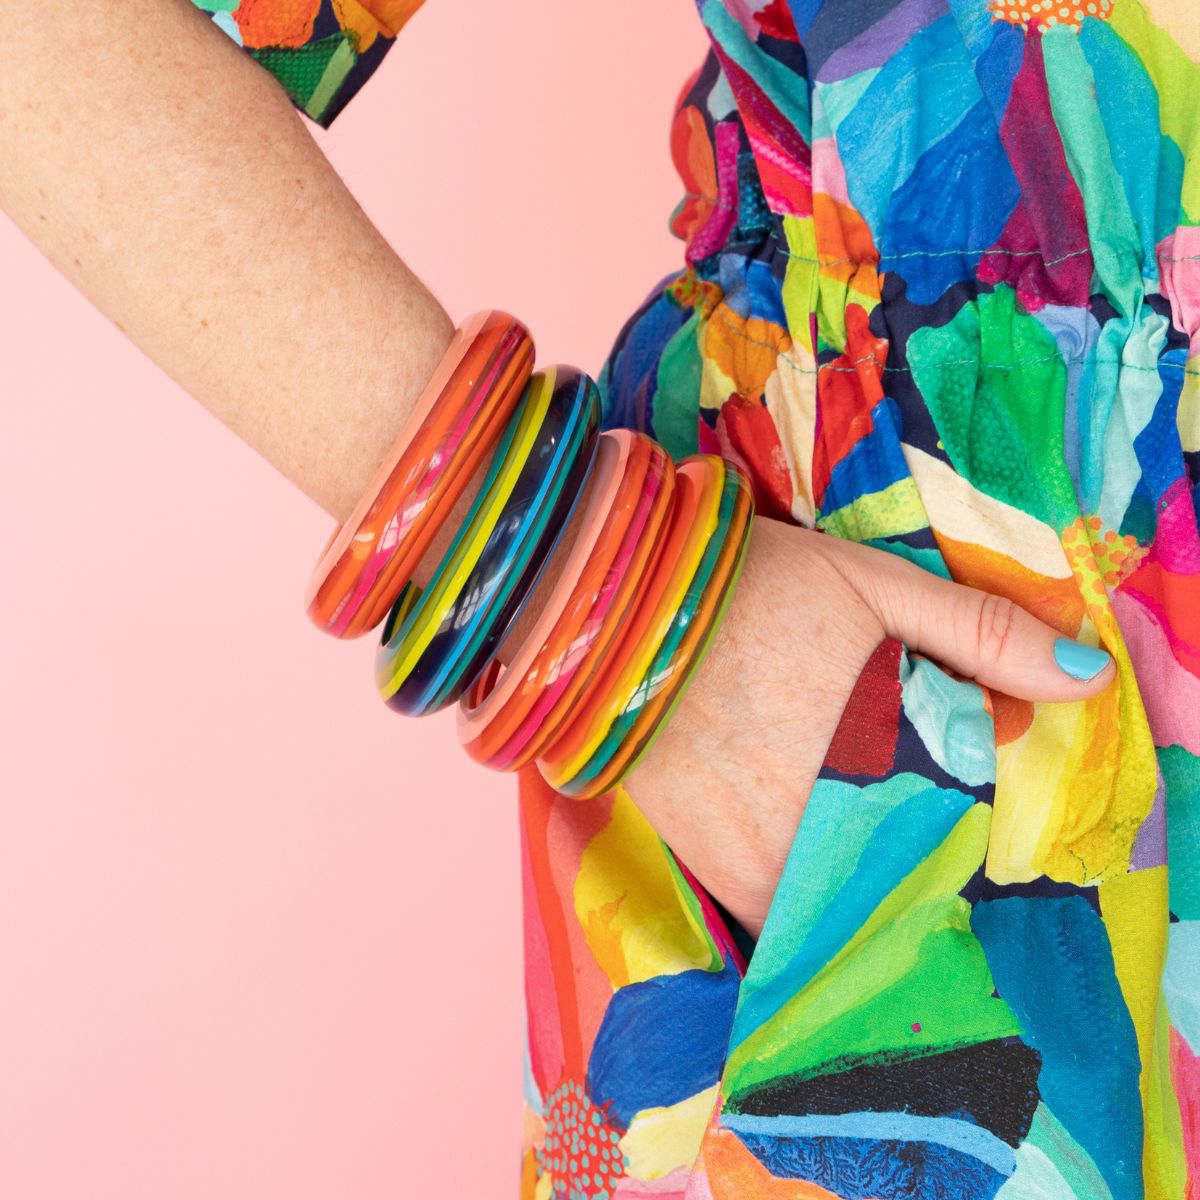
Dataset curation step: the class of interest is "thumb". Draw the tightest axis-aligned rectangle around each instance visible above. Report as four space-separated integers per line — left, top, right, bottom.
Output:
827 538 1116 703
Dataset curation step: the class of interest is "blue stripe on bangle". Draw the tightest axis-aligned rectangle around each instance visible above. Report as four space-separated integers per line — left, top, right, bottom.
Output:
378 366 601 717
420 371 601 711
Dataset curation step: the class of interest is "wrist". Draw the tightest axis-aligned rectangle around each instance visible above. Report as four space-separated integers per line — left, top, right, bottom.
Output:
321 298 456 522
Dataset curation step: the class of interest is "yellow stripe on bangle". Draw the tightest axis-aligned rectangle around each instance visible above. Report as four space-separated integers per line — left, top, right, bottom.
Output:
375 372 555 704
537 457 724 789
563 463 753 797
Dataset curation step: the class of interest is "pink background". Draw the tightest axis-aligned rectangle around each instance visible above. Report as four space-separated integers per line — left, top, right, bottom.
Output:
0 5 707 1196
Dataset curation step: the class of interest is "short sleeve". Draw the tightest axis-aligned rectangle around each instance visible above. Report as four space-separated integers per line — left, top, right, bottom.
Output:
191 0 424 128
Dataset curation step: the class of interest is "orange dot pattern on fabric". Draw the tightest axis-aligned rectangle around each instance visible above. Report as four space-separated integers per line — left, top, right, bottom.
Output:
989 0 1113 30
1062 516 1144 599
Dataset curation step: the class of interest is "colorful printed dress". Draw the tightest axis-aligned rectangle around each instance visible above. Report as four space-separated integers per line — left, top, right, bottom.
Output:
202 2 1200 1195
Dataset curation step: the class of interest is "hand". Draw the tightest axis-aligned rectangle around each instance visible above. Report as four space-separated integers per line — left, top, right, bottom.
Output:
622 516 1116 940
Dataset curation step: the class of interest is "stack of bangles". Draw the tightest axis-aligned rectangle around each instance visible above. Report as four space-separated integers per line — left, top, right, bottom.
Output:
303 310 756 800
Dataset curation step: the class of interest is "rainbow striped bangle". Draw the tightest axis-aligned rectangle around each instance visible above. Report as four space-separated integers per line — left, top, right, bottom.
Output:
305 311 534 639
375 366 601 716
535 455 754 799
456 430 678 771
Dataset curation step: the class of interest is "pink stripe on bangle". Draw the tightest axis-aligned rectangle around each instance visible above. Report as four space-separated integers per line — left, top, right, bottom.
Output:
456 430 676 771
305 311 534 638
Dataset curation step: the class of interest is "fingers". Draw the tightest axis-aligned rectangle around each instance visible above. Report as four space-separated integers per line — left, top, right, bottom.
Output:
826 538 1116 703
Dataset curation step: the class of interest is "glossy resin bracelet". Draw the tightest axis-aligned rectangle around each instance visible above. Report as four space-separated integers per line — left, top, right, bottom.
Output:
375 366 601 716
456 429 677 771
537 454 754 800
305 311 534 639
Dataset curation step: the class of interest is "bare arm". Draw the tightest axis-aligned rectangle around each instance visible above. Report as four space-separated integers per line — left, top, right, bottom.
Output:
0 0 452 524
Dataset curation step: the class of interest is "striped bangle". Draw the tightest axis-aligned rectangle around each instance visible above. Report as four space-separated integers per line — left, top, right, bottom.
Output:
456 429 678 771
375 366 601 716
305 311 534 639
536 454 754 799
303 308 757 802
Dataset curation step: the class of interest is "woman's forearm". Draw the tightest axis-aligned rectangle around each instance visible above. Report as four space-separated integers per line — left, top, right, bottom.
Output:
0 0 453 524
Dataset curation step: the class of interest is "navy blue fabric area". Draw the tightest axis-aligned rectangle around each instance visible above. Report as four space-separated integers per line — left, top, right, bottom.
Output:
733 1131 1007 1199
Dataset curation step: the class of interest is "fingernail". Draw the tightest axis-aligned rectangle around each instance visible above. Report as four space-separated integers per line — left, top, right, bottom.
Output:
1053 637 1113 681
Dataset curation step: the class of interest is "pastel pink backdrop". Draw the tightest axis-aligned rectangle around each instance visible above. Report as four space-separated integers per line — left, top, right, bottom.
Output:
0 5 707 1196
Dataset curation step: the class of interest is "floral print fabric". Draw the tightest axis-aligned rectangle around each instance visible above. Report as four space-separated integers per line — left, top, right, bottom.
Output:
210 2 1200 1195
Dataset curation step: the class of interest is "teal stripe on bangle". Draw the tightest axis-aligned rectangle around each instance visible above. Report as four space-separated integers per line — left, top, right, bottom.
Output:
556 460 748 797
376 366 601 717
418 369 600 711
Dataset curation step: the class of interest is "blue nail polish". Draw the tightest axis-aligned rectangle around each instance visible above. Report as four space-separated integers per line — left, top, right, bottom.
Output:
1053 637 1112 681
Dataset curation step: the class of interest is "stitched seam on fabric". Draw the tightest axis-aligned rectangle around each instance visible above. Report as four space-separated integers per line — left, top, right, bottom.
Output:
680 190 741 216
678 195 1200 264
706 303 1200 378
785 247 1093 269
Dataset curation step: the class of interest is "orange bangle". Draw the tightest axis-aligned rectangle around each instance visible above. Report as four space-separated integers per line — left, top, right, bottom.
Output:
537 455 753 798
304 311 534 638
456 430 677 770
